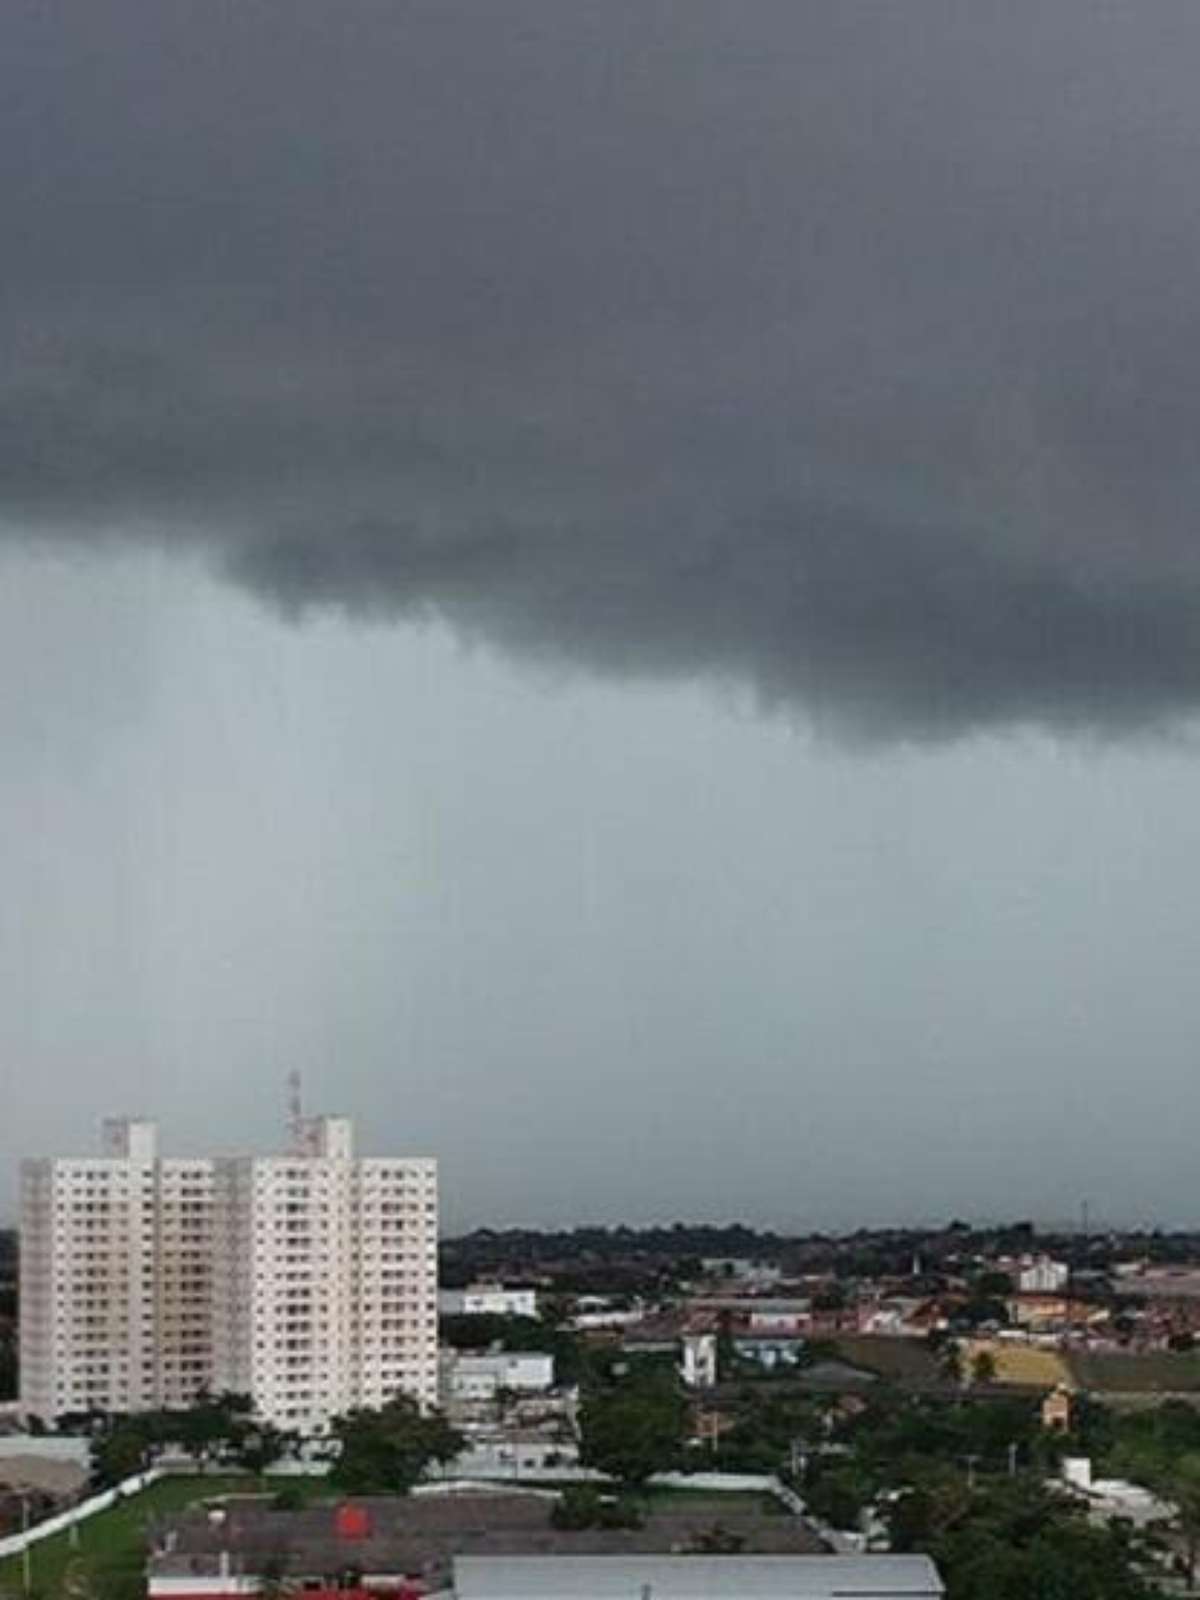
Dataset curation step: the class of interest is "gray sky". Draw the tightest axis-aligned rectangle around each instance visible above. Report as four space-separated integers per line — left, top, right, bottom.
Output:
4 3 1200 1227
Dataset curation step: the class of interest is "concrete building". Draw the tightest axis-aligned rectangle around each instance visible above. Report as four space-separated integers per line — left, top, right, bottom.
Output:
688 1298 811 1333
21 1115 438 1433
441 1351 555 1404
19 1120 212 1422
732 1333 807 1372
1059 1457 1171 1530
700 1258 783 1290
146 1489 832 1597
1017 1256 1070 1294
440 1285 539 1319
680 1333 717 1389
454 1555 946 1600
210 1114 439 1432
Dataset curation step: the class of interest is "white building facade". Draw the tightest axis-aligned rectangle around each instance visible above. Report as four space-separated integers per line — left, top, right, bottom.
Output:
440 1350 555 1404
21 1115 438 1433
1017 1256 1070 1294
439 1284 539 1319
19 1120 211 1423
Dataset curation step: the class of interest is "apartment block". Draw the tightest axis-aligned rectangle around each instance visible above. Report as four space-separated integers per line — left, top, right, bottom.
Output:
20 1114 438 1433
19 1120 204 1421
210 1116 439 1432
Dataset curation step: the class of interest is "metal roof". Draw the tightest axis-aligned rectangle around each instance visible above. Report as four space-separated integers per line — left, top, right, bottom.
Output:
454 1554 945 1599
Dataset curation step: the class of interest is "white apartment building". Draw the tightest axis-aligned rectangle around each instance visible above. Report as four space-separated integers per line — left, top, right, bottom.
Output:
20 1120 211 1423
210 1115 439 1432
21 1115 438 1433
439 1284 539 1319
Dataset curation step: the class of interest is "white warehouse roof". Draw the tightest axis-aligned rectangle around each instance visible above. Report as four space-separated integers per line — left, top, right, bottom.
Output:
454 1554 945 1599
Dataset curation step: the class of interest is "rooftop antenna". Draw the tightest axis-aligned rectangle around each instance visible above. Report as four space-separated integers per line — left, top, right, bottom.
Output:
287 1069 305 1155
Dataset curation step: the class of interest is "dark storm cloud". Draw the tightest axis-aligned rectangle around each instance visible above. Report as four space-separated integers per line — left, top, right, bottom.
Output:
5 0 1200 735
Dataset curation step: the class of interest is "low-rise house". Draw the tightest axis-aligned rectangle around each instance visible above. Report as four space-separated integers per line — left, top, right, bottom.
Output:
1006 1293 1072 1331
1042 1387 1072 1431
700 1258 784 1290
1017 1256 1070 1294
680 1333 717 1389
732 1333 807 1372
689 1298 812 1334
445 1434 580 1478
146 1489 830 1596
441 1286 540 1320
570 1300 646 1332
857 1298 938 1338
442 1352 555 1405
1058 1457 1172 1530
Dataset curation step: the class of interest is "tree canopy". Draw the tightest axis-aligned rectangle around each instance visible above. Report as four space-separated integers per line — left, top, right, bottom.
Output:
328 1395 463 1495
577 1371 688 1487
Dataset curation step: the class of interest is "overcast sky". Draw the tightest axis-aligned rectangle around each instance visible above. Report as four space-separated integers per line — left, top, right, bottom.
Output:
5 3 1200 1228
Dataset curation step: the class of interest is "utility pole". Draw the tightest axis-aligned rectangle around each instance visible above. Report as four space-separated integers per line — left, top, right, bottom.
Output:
16 1487 33 1596
1008 1441 1018 1478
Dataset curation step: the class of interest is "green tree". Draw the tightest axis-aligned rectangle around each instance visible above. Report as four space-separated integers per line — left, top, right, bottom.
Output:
89 1418 157 1487
578 1372 688 1488
329 1395 463 1494
974 1272 1014 1300
1151 1450 1200 1589
803 1464 874 1532
551 1484 643 1530
173 1391 242 1469
551 1484 606 1529
971 1350 997 1386
927 1478 1156 1600
939 1340 964 1385
886 1472 972 1551
230 1422 291 1475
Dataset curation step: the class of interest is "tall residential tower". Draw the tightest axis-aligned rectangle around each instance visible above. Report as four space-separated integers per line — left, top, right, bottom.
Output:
19 1115 438 1431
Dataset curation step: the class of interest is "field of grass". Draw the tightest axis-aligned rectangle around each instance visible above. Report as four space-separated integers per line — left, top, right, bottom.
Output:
831 1336 942 1386
0 1475 787 1597
0 1476 289 1600
640 1487 784 1511
963 1339 1073 1389
1068 1349 1200 1394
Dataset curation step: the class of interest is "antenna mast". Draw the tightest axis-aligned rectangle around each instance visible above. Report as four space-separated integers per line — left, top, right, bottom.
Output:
287 1069 304 1154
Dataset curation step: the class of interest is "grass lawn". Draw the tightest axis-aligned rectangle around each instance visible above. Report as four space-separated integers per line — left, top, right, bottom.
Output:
831 1335 942 1386
639 1487 784 1510
0 1475 311 1600
1068 1349 1200 1394
963 1338 1073 1389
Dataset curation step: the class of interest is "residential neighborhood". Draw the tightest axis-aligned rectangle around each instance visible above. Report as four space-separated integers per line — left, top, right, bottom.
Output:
10 1190 1200 1595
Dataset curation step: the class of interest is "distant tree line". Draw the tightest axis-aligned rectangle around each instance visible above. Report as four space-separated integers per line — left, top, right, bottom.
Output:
81 1392 293 1487
442 1218 1200 1286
